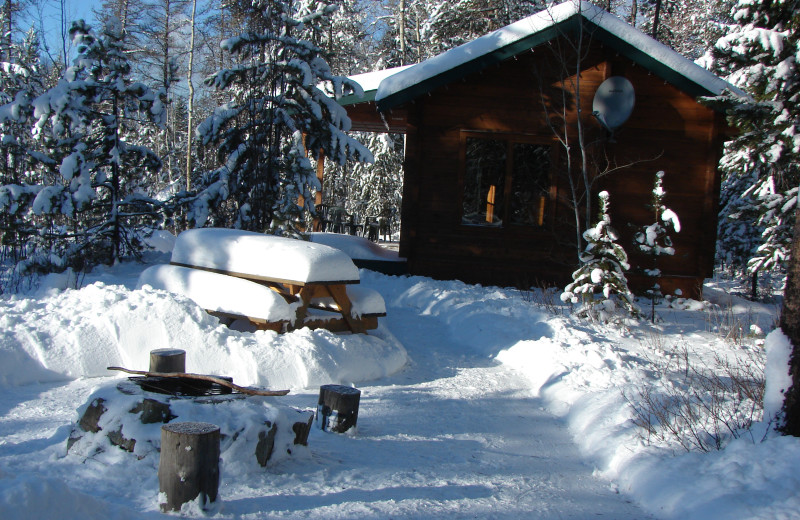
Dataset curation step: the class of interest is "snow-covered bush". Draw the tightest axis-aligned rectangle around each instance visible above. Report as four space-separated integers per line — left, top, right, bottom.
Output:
634 171 681 321
561 191 638 322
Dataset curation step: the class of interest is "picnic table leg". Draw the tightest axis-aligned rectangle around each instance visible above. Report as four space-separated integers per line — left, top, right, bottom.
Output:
291 286 316 330
326 284 365 334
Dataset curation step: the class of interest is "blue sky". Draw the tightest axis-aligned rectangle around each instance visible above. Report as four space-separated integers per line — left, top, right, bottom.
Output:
23 0 98 64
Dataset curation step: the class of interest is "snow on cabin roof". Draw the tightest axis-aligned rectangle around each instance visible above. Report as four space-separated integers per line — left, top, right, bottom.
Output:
374 0 743 111
337 65 414 106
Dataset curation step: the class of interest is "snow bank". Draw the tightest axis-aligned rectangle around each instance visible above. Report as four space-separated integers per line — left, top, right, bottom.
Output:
0 281 406 390
171 228 359 283
492 304 800 520
764 329 793 422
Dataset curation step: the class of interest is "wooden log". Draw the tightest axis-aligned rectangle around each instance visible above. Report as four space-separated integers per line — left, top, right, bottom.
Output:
149 349 186 373
316 384 361 433
158 422 220 512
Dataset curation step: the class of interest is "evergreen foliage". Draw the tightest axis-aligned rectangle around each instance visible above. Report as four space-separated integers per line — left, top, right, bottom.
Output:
634 171 680 321
192 0 371 235
562 191 639 322
27 18 165 269
703 0 800 298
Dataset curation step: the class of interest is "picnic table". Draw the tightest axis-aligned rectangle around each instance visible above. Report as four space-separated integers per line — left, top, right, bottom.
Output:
139 228 385 334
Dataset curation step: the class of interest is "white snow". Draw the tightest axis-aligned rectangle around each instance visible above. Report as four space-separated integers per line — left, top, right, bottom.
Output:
347 65 413 96
375 1 743 107
764 329 793 422
661 208 682 232
171 228 360 283
0 253 797 519
307 232 401 261
137 264 297 322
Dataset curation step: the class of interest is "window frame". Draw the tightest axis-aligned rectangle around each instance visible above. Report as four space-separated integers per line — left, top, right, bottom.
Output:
457 130 558 231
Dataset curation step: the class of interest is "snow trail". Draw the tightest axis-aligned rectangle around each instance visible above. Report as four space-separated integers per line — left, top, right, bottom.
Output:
257 306 651 519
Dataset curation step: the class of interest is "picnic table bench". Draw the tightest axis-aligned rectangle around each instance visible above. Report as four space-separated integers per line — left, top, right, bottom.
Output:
138 228 386 334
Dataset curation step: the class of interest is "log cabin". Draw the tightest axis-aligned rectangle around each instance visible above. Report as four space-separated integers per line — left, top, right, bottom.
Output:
340 1 740 299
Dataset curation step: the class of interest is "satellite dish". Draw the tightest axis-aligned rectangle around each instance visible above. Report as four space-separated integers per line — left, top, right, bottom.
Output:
592 76 635 131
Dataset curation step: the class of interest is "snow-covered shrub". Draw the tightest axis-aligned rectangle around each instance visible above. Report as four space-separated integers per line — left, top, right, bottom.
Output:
561 191 638 322
634 171 681 321
623 341 766 452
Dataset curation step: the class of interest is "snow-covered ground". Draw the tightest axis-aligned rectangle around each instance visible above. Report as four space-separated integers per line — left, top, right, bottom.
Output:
1 250 798 519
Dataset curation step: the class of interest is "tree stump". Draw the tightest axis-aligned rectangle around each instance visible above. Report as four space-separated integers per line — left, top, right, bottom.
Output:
150 348 186 373
158 422 220 512
317 384 361 433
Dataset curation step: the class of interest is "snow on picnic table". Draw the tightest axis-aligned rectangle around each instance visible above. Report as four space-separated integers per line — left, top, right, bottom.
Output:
171 228 360 283
0 255 797 519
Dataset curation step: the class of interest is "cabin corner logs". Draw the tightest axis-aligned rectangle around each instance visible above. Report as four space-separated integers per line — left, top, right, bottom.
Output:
346 37 728 301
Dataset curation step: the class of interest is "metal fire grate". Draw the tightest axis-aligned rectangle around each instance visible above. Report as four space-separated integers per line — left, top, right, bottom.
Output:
129 376 235 397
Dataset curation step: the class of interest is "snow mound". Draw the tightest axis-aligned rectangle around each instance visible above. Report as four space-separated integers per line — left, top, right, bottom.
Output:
0 282 407 390
67 382 306 472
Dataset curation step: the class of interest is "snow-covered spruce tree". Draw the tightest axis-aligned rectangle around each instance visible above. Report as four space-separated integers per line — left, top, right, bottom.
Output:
702 0 799 299
634 170 681 322
193 0 372 234
0 28 49 292
30 18 165 269
561 191 639 321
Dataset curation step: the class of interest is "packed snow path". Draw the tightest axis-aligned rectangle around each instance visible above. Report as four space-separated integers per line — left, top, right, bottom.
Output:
263 306 650 519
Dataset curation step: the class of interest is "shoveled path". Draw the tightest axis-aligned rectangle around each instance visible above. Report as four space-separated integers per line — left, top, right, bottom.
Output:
246 306 652 519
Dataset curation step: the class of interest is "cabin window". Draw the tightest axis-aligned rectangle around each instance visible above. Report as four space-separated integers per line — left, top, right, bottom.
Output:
461 135 552 228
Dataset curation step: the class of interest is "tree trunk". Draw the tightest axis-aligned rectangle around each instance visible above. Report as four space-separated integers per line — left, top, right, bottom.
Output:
185 0 197 190
399 0 406 65
780 204 800 436
652 0 662 39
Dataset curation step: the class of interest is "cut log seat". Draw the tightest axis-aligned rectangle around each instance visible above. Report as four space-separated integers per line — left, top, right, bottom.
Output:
137 265 296 332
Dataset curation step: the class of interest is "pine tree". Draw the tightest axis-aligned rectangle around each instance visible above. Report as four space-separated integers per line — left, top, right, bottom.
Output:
192 0 371 235
634 170 680 321
703 0 800 299
562 191 639 321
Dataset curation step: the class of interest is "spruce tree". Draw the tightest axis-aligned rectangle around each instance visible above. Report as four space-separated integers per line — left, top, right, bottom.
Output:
703 0 799 299
30 18 165 268
562 191 639 322
193 0 371 234
634 171 680 321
